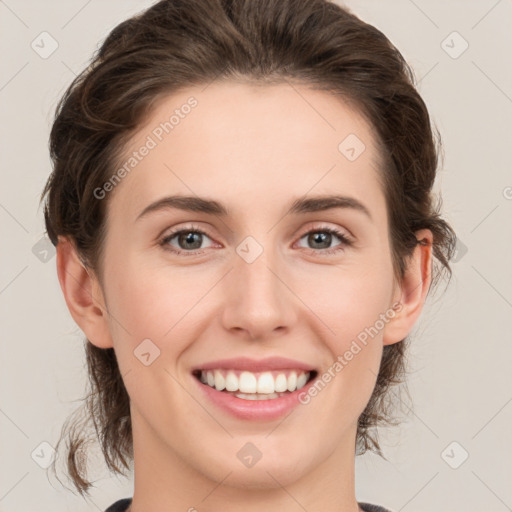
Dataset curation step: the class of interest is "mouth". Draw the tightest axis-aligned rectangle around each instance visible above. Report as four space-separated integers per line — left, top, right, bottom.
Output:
192 368 319 401
190 357 321 420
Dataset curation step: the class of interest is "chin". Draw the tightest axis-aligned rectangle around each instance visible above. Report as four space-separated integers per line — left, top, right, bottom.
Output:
198 443 313 490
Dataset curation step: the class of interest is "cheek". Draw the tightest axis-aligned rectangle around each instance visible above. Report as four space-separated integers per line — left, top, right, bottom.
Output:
104 264 205 410
296 261 392 406
106 255 208 342
299 260 393 345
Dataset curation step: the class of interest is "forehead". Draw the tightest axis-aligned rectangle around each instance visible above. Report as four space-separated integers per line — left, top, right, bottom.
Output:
108 81 385 221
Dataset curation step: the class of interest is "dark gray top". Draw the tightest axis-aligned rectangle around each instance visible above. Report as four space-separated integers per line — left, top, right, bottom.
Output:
105 498 395 511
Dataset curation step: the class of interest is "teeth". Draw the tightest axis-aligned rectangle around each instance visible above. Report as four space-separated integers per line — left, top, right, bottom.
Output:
239 371 257 393
214 370 225 391
296 372 308 390
274 373 288 392
225 371 238 392
199 369 312 394
256 372 274 394
287 372 297 392
233 392 287 400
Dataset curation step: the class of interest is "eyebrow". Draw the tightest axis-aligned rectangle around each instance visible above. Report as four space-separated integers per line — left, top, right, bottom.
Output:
136 194 372 222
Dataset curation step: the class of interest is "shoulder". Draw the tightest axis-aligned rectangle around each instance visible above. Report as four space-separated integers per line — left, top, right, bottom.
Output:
104 498 132 512
359 502 396 512
105 498 394 512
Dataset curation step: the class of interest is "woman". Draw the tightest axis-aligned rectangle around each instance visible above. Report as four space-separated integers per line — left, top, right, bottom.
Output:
41 0 456 511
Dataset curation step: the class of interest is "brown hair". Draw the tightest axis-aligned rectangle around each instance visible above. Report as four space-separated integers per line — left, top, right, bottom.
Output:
41 0 456 497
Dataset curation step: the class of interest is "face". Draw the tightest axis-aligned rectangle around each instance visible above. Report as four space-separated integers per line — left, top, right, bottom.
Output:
88 81 409 489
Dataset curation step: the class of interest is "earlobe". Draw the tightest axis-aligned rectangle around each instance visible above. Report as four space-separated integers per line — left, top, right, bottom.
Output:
56 236 113 349
382 229 433 346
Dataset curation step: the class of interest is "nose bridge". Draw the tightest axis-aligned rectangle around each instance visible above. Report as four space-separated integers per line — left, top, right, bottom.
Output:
222 236 296 337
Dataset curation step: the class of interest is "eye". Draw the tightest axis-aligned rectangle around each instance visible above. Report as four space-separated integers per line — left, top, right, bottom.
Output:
159 224 216 255
159 224 353 257
295 226 352 255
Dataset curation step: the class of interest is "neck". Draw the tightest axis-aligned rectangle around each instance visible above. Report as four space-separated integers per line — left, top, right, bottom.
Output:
128 408 362 512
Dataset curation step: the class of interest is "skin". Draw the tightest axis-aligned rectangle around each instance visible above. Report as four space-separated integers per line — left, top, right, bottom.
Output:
57 81 432 512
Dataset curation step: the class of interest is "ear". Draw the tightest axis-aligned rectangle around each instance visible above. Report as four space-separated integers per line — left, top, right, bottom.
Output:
56 236 113 349
382 229 433 346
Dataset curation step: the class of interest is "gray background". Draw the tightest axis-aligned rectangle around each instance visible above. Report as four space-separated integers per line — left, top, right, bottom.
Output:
1 1 511 511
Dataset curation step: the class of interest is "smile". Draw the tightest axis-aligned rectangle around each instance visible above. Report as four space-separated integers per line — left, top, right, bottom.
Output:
193 369 315 398
192 367 319 420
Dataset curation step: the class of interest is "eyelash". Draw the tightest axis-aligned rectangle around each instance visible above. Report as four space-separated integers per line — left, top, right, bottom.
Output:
159 223 353 257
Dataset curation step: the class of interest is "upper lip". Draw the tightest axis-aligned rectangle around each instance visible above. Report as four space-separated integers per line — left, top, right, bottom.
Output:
191 357 317 373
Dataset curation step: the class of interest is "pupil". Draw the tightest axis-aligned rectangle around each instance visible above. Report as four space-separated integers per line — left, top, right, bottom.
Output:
180 232 202 249
310 232 330 249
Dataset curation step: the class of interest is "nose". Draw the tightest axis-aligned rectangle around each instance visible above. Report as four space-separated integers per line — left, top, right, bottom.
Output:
221 245 298 341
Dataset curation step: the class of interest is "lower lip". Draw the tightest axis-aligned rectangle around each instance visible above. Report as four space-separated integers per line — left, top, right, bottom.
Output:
193 373 318 421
